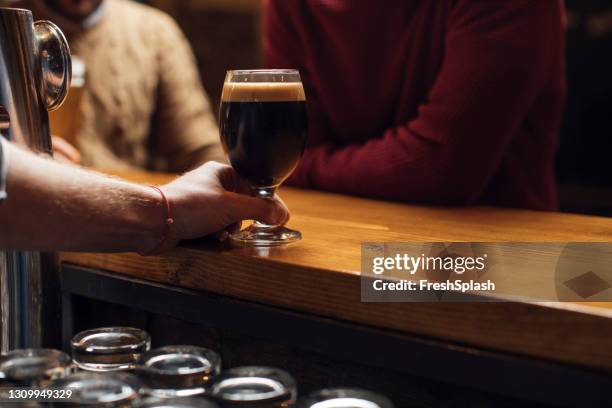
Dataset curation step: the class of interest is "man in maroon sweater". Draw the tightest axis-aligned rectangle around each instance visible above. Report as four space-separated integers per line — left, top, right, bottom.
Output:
264 0 565 210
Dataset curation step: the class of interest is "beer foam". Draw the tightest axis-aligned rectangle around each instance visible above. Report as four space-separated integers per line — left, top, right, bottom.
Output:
221 82 306 102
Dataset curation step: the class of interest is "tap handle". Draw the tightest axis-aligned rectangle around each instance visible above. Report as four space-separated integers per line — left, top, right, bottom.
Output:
34 20 72 112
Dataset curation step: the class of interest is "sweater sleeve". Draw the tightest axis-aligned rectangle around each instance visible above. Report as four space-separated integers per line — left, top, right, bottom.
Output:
151 13 224 172
265 0 562 204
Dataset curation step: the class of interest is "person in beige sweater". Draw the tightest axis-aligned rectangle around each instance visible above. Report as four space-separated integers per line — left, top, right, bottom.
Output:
10 0 224 172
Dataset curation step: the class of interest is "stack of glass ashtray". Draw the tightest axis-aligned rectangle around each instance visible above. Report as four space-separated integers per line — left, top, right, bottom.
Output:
0 349 72 387
71 327 151 372
296 388 394 408
210 366 296 407
137 346 221 398
134 397 220 407
50 371 141 407
0 324 396 407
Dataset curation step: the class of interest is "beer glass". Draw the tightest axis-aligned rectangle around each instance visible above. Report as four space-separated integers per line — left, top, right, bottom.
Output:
219 70 307 246
49 55 85 148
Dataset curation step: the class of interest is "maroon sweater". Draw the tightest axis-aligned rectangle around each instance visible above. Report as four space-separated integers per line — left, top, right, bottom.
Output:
264 0 565 210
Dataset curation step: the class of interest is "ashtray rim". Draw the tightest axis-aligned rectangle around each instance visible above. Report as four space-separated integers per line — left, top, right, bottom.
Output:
70 326 151 353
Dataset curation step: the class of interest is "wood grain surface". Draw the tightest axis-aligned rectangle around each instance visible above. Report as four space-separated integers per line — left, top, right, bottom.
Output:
60 170 612 372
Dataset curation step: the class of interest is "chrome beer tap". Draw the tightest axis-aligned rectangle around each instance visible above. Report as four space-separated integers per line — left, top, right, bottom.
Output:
0 7 71 351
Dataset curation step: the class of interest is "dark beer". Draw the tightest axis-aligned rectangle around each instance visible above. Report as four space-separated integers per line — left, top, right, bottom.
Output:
219 82 307 188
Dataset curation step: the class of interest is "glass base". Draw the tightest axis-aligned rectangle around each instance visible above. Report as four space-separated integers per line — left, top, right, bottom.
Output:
230 223 301 246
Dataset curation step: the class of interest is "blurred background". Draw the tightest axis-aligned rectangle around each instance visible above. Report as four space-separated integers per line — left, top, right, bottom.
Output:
142 0 612 216
143 0 262 118
558 0 612 215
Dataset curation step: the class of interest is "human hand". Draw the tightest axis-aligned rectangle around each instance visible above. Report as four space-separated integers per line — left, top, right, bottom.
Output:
159 161 289 247
52 136 81 164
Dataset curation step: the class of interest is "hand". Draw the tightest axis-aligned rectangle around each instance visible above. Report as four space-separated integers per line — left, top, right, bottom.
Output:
160 161 289 247
52 136 81 164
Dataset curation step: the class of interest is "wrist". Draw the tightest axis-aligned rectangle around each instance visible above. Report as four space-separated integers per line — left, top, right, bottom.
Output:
138 185 177 255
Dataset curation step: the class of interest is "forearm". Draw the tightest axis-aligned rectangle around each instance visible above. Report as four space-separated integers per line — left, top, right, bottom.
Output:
288 131 464 204
0 142 162 252
289 113 514 205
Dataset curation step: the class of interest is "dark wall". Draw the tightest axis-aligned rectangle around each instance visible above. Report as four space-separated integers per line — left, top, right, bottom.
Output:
558 0 612 187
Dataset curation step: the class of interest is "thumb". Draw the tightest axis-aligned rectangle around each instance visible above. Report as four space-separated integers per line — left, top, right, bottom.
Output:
223 192 290 225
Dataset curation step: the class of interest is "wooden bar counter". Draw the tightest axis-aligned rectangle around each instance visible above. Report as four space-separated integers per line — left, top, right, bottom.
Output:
59 171 612 405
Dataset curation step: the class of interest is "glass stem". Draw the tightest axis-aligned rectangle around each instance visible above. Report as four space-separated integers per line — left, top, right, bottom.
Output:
253 187 279 229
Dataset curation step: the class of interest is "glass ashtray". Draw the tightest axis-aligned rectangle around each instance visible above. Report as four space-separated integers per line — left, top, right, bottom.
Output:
210 366 296 407
296 388 394 408
0 349 72 387
134 397 220 407
137 346 221 398
71 327 151 372
50 371 141 407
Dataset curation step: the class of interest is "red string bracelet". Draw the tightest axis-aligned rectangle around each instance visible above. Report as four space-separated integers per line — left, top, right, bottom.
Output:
139 185 174 256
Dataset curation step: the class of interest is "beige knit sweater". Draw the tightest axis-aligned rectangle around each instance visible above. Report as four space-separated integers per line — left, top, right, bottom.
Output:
13 0 224 172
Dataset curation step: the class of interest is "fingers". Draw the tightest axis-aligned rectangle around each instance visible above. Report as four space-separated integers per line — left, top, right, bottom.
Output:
52 136 81 164
223 191 290 226
189 161 291 229
231 174 254 195
214 163 252 195
212 162 237 191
